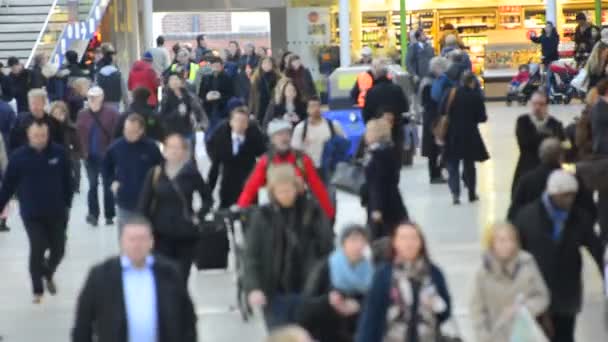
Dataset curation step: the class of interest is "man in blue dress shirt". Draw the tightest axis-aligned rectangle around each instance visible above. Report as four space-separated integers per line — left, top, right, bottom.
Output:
72 216 197 342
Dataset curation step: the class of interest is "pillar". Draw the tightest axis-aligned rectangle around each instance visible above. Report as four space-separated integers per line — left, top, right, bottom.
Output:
269 7 288 56
351 0 362 55
400 0 407 69
141 0 154 50
596 0 602 26
546 0 557 28
339 0 351 66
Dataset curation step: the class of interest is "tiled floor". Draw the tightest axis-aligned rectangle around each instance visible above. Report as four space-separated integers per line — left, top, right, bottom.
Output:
0 102 606 341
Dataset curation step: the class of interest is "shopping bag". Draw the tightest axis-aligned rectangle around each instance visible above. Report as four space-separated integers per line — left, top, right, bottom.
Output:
510 306 549 342
571 68 589 92
330 161 366 195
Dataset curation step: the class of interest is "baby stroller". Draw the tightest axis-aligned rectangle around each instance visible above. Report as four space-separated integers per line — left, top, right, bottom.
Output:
506 63 541 106
548 61 578 104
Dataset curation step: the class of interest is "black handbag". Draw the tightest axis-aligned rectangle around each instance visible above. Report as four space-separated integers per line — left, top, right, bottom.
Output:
330 161 366 195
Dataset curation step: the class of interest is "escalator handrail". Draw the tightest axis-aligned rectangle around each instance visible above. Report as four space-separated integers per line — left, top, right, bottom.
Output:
26 0 60 68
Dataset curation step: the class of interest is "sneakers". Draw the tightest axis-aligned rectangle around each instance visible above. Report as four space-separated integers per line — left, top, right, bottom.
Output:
0 218 9 232
86 215 98 227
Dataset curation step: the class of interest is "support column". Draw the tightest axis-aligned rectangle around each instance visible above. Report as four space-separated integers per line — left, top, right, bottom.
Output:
546 0 557 28
141 0 154 50
351 0 362 54
400 0 407 69
596 0 602 26
269 7 288 56
339 0 351 66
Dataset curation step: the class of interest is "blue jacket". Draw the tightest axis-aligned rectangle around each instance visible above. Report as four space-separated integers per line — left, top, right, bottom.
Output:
103 137 162 210
0 143 73 219
431 74 454 104
0 100 15 147
356 262 451 342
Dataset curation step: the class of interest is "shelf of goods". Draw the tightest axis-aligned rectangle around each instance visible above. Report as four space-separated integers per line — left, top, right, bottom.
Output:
391 10 435 51
361 14 388 48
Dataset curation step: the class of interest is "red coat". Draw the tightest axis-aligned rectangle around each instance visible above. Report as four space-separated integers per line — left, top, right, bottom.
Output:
237 151 335 219
128 60 160 106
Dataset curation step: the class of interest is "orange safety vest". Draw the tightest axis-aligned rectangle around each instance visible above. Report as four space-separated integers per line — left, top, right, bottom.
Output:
356 72 374 108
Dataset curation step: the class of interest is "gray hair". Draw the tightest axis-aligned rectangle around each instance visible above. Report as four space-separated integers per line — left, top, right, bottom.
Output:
445 34 458 46
429 56 449 74
539 138 563 164
28 88 48 101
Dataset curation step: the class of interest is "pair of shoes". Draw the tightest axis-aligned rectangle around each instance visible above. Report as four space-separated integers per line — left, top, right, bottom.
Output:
453 196 461 205
0 219 9 232
469 193 480 203
105 218 114 226
430 177 447 184
86 215 98 227
32 294 43 304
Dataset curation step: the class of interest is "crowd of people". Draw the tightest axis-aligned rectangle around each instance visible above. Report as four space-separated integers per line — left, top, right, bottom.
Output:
0 23 605 342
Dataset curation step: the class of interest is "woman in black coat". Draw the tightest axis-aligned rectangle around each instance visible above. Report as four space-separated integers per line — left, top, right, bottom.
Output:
530 22 560 67
511 92 564 196
420 57 449 183
262 79 307 129
249 57 280 122
298 224 373 342
159 74 205 138
442 72 489 204
138 134 213 282
365 119 408 239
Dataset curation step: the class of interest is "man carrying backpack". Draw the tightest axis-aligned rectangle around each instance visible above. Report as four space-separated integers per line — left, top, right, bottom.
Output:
291 96 349 183
95 45 126 111
237 118 335 219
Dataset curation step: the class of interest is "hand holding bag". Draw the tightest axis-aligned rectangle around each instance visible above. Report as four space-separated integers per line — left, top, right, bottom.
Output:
330 160 366 195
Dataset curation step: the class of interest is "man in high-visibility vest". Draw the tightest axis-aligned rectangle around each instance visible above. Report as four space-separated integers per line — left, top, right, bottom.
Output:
350 59 385 108
167 49 200 88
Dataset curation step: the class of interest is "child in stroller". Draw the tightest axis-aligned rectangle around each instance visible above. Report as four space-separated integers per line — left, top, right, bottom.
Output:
506 64 540 105
548 60 578 104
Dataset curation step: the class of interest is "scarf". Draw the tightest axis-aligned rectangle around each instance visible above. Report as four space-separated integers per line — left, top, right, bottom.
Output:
529 113 549 131
328 249 374 294
541 192 569 241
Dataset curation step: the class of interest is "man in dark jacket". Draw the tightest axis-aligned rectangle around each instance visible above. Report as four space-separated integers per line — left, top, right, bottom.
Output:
96 49 125 111
114 87 162 141
513 170 604 342
9 88 63 152
511 91 565 195
72 217 197 342
508 138 596 221
0 120 73 302
7 56 32 113
104 114 162 231
406 30 435 83
206 106 266 208
574 12 600 68
199 57 235 132
362 66 409 123
245 164 334 329
76 86 120 226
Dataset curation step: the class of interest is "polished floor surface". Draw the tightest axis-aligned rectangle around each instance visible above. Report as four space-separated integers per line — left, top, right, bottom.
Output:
0 102 606 341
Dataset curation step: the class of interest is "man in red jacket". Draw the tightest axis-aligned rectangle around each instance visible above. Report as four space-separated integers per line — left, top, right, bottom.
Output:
127 52 160 107
237 119 335 219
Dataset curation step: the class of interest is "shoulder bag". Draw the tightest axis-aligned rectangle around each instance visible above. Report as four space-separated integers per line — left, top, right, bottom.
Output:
433 87 457 146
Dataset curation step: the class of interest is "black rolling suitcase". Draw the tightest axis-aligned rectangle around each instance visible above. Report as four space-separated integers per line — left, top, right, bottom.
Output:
194 219 229 270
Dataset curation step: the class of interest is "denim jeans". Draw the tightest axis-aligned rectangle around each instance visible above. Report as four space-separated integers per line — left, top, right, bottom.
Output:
263 293 302 329
84 156 115 220
447 159 476 198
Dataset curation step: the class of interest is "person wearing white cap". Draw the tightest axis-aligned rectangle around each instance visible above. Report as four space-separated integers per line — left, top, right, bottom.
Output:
512 169 603 342
237 118 335 219
76 86 120 227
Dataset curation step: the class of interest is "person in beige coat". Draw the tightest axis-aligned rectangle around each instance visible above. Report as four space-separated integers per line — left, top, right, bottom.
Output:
470 222 550 342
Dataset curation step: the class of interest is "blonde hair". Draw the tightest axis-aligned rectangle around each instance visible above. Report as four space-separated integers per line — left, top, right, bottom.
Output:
71 77 91 94
28 88 48 101
482 222 520 252
266 325 310 342
49 100 69 118
366 118 392 142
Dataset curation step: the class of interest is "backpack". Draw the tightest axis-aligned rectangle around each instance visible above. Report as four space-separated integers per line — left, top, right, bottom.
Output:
96 67 123 102
301 119 351 179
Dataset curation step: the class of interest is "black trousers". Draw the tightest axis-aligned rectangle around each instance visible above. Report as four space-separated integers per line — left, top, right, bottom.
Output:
23 216 68 295
598 190 608 244
551 313 576 342
427 143 443 181
154 233 196 283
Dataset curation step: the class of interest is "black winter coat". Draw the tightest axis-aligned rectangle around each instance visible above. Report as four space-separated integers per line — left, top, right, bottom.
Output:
365 142 408 236
250 71 279 122
71 256 197 342
420 76 439 157
199 71 234 120
115 102 163 141
298 259 365 342
511 114 564 195
9 112 64 152
507 163 597 221
262 100 307 129
513 200 604 315
530 30 560 65
243 197 334 298
8 70 32 113
443 86 489 162
138 161 213 239
206 121 267 208
159 89 203 137
362 77 409 123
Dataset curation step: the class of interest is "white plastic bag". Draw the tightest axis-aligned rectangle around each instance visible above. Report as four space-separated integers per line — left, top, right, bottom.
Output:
194 131 211 182
510 306 549 342
571 68 589 92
